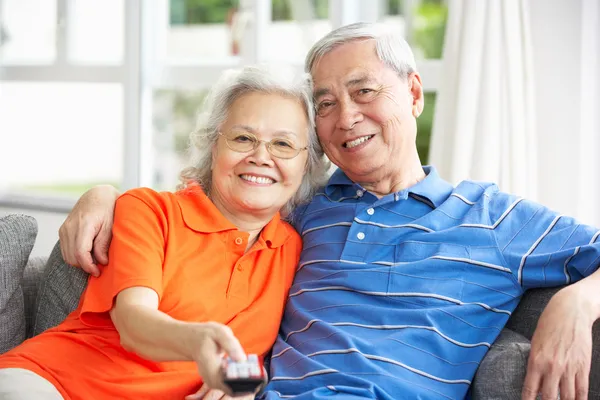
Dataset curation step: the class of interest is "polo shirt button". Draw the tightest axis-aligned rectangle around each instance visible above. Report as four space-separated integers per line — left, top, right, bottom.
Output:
357 232 365 240
367 208 375 215
356 190 364 197
235 237 243 245
237 265 243 271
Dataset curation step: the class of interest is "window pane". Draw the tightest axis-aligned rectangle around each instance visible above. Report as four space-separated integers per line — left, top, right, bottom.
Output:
411 0 447 59
68 0 124 64
152 88 207 191
416 92 436 163
168 0 239 61
380 0 447 60
0 83 123 197
0 0 57 64
268 0 330 62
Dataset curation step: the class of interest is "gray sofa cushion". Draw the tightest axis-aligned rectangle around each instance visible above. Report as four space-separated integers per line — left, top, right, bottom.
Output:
23 256 48 338
0 214 37 354
32 241 88 336
472 329 531 399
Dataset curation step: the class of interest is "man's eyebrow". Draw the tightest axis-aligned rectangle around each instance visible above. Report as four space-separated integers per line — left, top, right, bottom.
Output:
314 87 330 100
346 75 376 87
314 75 377 99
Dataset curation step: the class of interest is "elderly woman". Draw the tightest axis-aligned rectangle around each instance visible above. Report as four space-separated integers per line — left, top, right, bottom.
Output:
0 65 329 400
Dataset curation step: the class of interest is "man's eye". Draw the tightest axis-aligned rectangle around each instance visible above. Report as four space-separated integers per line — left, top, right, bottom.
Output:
354 88 378 102
318 101 334 109
357 88 376 96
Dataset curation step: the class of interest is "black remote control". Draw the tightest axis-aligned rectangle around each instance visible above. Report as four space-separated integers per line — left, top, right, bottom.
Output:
222 354 266 394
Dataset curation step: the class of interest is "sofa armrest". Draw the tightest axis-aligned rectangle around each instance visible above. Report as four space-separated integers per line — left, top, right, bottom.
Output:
22 256 48 338
480 287 600 397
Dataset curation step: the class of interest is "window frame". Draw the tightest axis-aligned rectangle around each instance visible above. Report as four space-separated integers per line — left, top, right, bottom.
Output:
0 0 444 212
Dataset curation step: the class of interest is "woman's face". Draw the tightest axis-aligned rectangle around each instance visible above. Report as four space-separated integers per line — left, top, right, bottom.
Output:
210 91 310 218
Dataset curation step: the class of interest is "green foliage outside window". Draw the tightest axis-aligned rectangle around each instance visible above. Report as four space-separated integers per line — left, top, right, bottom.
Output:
272 0 329 21
170 0 238 24
413 0 447 59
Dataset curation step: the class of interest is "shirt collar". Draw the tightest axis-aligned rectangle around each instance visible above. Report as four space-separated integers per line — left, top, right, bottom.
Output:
175 184 291 248
406 166 454 208
324 165 453 208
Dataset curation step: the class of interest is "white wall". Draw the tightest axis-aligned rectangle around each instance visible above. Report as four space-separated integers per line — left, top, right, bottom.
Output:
0 207 66 258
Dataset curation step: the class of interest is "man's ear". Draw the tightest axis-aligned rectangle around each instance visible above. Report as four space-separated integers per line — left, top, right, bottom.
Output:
409 73 424 118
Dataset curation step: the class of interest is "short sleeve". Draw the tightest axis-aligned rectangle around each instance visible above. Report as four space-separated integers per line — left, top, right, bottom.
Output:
491 191 600 289
80 190 167 327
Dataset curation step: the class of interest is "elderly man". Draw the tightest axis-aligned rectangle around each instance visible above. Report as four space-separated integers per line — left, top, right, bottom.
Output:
60 23 599 399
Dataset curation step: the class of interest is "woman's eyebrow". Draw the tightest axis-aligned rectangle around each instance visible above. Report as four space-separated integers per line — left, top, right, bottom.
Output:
230 125 297 137
230 124 256 132
273 130 298 138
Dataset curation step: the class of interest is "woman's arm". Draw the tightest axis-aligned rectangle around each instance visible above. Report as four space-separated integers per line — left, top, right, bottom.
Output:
110 286 246 394
109 286 245 363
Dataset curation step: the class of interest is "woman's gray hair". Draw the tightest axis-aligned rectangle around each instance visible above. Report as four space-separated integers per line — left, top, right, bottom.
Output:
179 64 329 217
305 22 417 80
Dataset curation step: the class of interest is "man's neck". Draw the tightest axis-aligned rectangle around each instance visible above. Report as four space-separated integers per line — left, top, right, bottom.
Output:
353 158 426 198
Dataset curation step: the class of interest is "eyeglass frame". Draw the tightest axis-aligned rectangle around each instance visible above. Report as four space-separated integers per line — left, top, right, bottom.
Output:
217 130 309 160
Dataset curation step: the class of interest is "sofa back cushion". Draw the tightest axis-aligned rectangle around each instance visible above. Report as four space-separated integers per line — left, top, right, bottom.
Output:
33 241 88 336
0 214 37 354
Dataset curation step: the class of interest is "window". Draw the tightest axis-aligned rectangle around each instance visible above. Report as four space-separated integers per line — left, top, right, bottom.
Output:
1 0 448 211
167 0 239 62
0 82 123 197
268 0 331 63
0 0 57 64
152 88 207 191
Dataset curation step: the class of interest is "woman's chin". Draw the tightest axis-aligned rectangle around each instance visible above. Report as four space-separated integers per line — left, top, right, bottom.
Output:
236 199 281 216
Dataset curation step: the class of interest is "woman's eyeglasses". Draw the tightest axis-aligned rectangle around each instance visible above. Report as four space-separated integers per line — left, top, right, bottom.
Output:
218 130 308 160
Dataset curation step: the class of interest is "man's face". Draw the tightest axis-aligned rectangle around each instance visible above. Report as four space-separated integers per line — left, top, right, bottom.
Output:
311 39 423 184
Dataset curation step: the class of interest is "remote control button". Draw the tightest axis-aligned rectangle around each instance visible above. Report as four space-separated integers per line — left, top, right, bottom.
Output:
227 364 238 379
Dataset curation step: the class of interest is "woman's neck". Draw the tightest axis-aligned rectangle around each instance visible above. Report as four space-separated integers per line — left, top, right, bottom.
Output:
210 193 273 253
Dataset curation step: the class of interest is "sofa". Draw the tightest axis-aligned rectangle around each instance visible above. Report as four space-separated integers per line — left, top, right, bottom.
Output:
1 213 599 399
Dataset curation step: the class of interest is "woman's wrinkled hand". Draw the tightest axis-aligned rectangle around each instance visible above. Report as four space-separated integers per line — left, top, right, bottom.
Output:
189 322 247 396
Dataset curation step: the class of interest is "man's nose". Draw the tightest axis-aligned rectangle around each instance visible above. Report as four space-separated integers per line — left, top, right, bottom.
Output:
336 100 362 130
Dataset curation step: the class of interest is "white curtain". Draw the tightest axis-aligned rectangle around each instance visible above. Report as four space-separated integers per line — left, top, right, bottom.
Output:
576 0 600 226
428 0 538 200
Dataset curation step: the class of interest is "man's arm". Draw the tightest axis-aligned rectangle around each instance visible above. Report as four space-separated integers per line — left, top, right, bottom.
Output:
59 184 121 276
490 191 600 400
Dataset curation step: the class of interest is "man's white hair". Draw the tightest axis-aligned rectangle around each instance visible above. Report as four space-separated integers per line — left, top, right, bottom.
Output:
305 22 418 79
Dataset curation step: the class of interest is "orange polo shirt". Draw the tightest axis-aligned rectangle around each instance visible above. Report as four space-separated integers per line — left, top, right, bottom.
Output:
0 185 300 399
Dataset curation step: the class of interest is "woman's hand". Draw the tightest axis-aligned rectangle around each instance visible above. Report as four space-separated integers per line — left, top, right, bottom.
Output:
189 322 247 395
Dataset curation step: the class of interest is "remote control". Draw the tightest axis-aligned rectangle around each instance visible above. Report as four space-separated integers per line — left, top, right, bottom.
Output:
222 354 266 394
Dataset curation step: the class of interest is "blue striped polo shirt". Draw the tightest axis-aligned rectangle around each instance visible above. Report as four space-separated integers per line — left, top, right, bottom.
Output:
259 166 600 400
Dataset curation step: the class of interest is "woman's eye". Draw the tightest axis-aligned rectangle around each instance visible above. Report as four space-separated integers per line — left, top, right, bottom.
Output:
233 134 254 142
273 140 294 148
358 88 374 95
